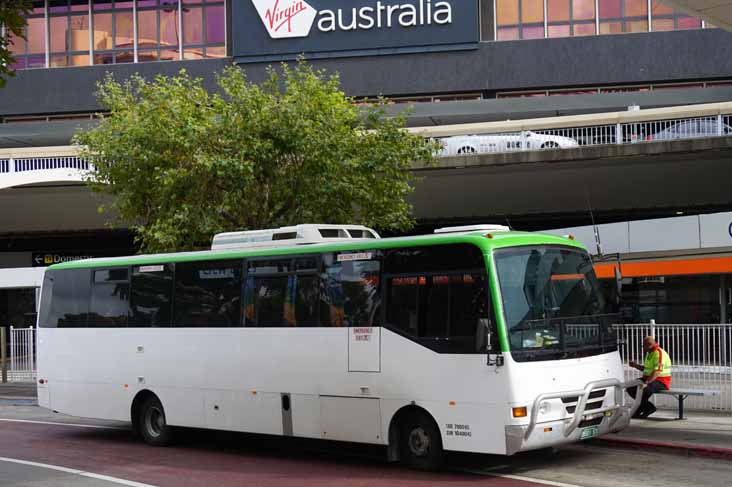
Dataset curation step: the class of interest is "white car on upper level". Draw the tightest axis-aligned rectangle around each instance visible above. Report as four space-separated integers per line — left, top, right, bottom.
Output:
438 131 580 156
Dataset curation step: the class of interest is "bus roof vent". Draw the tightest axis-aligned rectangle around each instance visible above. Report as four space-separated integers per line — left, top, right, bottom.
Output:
211 224 380 251
434 224 510 235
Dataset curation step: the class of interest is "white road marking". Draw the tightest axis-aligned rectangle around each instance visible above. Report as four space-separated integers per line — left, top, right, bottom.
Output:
0 418 127 430
464 469 585 487
0 457 157 487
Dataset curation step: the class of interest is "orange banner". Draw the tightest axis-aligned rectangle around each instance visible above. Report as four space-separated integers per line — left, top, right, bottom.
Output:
594 257 732 279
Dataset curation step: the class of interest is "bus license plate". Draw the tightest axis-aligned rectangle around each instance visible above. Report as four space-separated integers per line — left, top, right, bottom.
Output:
580 426 599 440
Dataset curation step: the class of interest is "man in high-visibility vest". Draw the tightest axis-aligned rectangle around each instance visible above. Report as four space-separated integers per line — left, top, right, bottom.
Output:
628 336 672 419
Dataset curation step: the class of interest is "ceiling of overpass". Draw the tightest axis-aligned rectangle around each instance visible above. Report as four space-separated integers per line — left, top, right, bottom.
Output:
408 137 732 228
0 184 114 233
663 0 732 30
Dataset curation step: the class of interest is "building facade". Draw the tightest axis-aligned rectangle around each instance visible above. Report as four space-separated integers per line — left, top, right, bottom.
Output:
1 0 732 327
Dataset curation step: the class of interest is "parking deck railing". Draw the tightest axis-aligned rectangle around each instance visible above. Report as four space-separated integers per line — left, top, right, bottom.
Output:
407 101 732 157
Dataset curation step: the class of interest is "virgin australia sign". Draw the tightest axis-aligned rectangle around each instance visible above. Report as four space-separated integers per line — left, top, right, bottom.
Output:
234 0 479 62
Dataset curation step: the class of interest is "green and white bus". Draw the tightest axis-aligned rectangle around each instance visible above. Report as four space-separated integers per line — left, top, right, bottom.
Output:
36 224 640 470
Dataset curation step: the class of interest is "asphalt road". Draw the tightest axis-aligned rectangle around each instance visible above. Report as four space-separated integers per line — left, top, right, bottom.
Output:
0 405 730 487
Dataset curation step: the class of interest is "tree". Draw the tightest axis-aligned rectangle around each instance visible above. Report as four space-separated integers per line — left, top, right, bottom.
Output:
0 1 32 88
74 62 437 253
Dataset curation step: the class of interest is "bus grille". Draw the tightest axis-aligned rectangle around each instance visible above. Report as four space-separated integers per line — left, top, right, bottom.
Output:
562 389 607 414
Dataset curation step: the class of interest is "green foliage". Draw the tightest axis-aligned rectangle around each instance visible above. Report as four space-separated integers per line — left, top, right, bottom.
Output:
75 62 437 253
0 1 32 87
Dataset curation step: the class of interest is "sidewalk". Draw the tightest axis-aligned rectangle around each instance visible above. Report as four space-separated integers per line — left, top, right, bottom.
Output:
0 382 37 405
594 409 732 460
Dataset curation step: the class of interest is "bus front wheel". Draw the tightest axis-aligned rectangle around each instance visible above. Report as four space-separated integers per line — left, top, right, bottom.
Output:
399 411 445 471
139 396 174 446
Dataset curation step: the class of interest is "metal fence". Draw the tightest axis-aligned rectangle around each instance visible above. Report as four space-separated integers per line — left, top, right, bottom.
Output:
9 326 36 383
616 323 732 412
435 112 732 157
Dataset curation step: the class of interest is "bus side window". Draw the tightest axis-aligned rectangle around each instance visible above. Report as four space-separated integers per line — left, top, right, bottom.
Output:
383 244 494 354
89 268 130 328
321 254 381 327
174 260 241 327
43 269 92 328
130 264 174 327
245 259 291 327
294 275 319 327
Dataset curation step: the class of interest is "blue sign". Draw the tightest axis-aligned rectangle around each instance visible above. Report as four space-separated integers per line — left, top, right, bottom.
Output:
232 0 480 63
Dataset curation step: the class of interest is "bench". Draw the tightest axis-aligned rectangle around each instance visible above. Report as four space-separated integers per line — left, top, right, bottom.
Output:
656 388 720 420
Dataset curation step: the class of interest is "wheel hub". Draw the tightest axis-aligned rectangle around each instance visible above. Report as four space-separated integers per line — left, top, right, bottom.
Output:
146 406 164 438
408 427 431 457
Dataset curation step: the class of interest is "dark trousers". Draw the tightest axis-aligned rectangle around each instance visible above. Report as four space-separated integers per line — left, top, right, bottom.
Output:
628 380 668 418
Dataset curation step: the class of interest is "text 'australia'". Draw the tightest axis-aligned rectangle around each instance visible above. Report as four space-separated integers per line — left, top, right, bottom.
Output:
317 1 453 32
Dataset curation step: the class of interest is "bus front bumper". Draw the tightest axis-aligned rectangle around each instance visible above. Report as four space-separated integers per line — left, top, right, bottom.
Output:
505 378 643 455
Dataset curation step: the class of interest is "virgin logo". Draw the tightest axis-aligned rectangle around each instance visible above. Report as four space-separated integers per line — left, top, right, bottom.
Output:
252 0 317 38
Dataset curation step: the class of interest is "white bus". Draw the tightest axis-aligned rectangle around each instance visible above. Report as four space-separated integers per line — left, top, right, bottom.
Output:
36 224 640 470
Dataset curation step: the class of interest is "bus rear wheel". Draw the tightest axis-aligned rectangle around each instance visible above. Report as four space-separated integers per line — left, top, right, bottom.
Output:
399 411 444 471
139 396 174 446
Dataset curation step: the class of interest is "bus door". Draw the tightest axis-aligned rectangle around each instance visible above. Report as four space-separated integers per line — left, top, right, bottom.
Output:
349 326 380 372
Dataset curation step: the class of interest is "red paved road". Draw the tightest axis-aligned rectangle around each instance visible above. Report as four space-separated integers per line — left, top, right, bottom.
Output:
0 420 553 487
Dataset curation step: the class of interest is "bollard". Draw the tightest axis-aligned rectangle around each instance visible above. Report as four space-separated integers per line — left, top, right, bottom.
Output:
1 327 6 383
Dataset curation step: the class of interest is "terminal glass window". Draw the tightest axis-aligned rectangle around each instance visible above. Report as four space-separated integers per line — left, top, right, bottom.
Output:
49 0 92 67
496 0 545 40
12 0 226 71
10 4 46 70
546 0 596 37
93 1 134 64
496 0 703 40
181 0 226 59
599 0 648 33
650 1 701 31
618 275 721 323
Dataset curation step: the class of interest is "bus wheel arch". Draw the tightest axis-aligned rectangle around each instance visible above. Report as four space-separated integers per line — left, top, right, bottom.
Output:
131 390 174 446
387 405 445 470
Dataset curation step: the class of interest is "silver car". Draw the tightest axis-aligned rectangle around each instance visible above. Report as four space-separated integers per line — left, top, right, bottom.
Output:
439 131 579 156
647 119 732 141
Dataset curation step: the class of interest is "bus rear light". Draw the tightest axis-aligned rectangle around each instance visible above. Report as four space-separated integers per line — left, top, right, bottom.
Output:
512 407 528 418
38 379 45 385
449 401 456 406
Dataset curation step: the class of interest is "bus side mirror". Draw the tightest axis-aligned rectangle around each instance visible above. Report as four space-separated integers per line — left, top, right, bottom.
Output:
479 318 505 367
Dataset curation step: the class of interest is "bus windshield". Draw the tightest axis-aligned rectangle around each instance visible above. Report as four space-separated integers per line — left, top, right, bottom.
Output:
494 245 617 361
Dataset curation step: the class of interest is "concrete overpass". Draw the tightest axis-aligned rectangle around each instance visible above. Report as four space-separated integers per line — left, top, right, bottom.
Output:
410 136 732 227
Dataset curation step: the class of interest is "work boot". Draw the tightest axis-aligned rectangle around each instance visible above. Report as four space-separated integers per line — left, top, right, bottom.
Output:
643 404 657 418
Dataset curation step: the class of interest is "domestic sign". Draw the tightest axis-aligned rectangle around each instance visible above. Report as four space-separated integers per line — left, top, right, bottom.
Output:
233 0 480 62
32 252 97 267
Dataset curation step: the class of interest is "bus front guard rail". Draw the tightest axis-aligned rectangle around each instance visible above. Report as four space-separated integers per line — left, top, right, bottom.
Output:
524 378 643 440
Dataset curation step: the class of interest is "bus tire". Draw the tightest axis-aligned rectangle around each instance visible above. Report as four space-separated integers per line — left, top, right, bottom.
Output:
399 411 444 471
138 395 174 446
